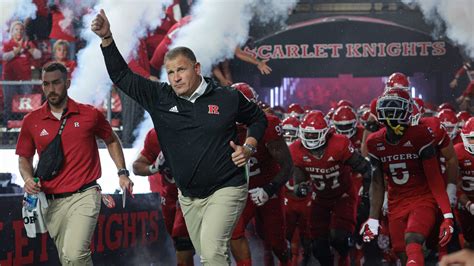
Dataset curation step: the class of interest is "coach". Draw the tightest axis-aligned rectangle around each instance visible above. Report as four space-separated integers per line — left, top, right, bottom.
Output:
92 10 267 265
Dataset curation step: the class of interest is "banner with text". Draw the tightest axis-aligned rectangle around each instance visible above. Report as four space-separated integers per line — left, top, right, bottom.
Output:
0 193 175 266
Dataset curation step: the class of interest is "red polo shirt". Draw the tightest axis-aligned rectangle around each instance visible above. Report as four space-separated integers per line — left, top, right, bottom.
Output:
16 97 113 194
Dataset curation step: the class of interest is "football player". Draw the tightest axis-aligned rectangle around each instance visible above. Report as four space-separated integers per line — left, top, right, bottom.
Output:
230 83 293 266
454 117 474 249
132 129 194 266
363 89 454 265
281 116 313 265
291 110 372 266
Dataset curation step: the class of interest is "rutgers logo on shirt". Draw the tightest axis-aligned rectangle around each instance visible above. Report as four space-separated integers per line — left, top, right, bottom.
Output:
208 105 219 115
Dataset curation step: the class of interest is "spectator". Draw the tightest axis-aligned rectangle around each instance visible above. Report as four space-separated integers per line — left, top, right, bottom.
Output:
143 2 178 59
149 15 191 71
450 61 474 112
25 0 52 41
2 21 41 127
48 2 77 60
212 47 272 86
51 39 76 77
120 39 158 145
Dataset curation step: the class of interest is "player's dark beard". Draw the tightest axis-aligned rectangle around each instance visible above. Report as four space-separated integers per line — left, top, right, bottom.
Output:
47 90 67 108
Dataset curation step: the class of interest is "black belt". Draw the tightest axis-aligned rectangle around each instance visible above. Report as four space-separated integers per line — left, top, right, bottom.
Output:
46 181 99 200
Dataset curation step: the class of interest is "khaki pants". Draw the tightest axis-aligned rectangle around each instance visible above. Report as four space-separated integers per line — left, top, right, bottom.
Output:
179 184 248 266
44 187 101 265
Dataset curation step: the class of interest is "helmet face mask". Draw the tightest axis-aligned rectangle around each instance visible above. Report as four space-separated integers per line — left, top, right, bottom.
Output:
332 106 357 138
299 111 329 150
283 126 299 145
334 121 357 138
299 127 329 150
282 116 301 145
442 122 459 140
461 118 474 154
376 95 412 126
437 109 459 140
462 133 474 154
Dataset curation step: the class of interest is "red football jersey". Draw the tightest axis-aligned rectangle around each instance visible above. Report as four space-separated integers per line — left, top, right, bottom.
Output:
454 143 474 201
290 133 354 199
350 126 365 193
366 125 437 217
420 117 450 150
140 129 176 197
420 117 450 182
238 113 282 188
350 126 365 152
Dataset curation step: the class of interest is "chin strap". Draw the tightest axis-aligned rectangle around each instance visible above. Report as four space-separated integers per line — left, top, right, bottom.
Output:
386 119 405 135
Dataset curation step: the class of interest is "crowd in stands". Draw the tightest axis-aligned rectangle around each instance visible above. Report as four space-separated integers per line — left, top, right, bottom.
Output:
0 0 275 147
0 0 182 134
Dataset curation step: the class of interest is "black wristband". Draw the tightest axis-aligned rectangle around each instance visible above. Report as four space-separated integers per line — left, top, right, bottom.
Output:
117 168 129 177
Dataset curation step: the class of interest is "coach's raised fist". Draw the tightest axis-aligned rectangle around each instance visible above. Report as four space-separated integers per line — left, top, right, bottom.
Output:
91 9 111 38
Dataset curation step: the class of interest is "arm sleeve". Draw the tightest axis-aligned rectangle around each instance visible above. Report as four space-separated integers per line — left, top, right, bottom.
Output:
101 40 166 111
2 51 15 61
128 59 150 78
339 136 355 162
422 155 453 216
150 36 171 70
140 130 161 163
236 91 267 142
93 109 113 142
289 143 304 168
30 48 41 59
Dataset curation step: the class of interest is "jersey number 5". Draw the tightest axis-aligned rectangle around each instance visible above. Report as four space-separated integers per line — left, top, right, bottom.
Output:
389 162 409 185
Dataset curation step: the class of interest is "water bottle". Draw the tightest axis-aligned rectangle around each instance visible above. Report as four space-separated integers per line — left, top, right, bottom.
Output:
24 177 39 211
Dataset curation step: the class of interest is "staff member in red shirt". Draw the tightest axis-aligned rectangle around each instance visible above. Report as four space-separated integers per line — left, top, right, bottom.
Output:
16 62 133 265
2 20 41 127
